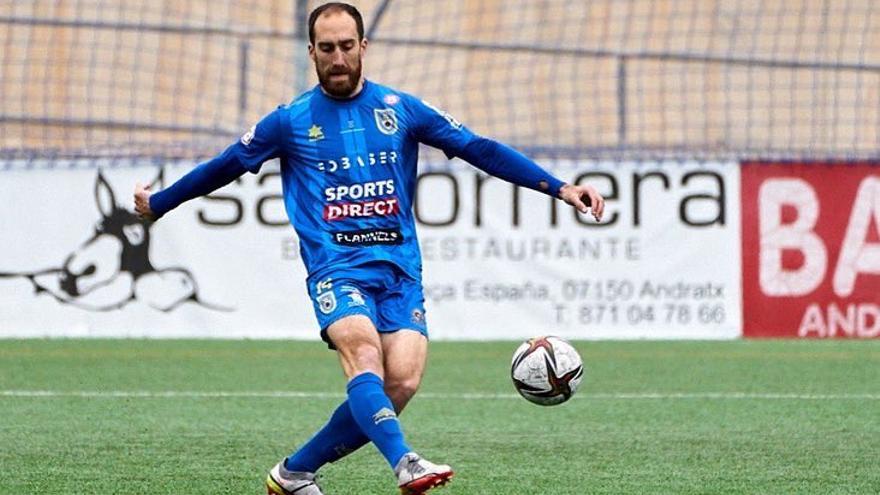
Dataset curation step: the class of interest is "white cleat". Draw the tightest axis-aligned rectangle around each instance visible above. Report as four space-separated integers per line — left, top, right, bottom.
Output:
266 460 324 495
395 452 454 494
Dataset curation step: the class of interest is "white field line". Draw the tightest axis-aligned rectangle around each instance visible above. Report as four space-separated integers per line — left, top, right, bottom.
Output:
2 390 880 400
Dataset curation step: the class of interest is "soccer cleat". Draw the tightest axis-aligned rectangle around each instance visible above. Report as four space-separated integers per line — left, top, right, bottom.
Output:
394 452 454 494
265 460 324 495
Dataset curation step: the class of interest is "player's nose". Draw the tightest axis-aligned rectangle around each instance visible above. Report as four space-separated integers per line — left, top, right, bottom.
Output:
330 49 347 66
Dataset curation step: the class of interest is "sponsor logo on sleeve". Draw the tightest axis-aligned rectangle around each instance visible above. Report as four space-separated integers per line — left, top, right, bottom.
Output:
240 124 256 146
422 100 462 130
332 228 404 246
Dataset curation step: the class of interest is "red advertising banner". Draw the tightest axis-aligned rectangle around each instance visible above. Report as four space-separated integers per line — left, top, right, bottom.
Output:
741 163 880 338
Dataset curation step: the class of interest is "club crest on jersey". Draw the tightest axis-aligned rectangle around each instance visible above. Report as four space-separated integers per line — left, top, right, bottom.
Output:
374 108 398 135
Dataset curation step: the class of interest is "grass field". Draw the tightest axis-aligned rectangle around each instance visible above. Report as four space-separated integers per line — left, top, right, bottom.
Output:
1 339 879 494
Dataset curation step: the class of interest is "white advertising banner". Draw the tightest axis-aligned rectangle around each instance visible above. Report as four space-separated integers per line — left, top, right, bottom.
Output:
419 160 742 340
0 161 741 339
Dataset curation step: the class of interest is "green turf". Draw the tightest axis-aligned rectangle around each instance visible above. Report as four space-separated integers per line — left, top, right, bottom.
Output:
1 339 879 494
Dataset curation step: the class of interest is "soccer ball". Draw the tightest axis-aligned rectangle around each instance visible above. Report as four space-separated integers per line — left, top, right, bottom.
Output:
510 336 584 406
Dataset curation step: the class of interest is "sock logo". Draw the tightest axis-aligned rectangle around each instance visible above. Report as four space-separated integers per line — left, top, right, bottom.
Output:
372 407 398 425
333 444 356 458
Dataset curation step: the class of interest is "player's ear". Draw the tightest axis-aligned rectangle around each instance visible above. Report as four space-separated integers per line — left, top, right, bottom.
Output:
360 37 368 53
308 43 316 61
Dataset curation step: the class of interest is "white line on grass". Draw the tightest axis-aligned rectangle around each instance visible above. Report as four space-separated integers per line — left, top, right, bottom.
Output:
2 390 880 400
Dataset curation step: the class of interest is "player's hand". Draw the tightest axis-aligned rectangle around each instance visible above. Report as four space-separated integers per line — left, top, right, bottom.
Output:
133 182 156 221
559 183 605 222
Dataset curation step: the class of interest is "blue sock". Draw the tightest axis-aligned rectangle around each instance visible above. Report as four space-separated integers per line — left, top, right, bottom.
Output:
284 400 370 473
346 372 411 468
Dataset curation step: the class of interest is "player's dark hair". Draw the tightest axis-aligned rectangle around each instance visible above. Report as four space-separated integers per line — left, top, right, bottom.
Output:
308 2 365 44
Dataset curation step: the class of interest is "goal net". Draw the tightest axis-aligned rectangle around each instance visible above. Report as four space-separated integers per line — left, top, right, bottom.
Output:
1 0 878 165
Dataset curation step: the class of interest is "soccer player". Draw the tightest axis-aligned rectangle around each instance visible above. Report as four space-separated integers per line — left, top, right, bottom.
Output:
133 3 605 494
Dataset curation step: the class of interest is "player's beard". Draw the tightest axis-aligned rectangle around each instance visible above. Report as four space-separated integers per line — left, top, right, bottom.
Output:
318 60 362 98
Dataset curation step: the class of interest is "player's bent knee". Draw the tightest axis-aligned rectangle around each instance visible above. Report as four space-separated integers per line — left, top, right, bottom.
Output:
387 377 420 399
385 377 421 411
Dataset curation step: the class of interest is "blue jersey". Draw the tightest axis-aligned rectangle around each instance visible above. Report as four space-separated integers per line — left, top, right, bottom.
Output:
151 80 565 284
231 80 476 282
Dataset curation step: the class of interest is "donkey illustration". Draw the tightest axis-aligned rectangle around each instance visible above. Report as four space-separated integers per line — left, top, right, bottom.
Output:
0 169 230 312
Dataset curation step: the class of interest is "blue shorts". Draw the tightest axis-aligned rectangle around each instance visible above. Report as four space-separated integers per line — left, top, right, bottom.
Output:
307 262 428 349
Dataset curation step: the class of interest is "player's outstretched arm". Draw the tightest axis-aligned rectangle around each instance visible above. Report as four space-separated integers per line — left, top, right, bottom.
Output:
133 108 286 221
409 96 604 221
132 149 249 221
457 136 604 221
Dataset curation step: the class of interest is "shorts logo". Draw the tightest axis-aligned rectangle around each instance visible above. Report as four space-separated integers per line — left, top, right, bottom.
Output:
332 228 403 246
342 285 367 307
372 407 398 425
411 308 425 324
317 291 337 314
374 108 398 135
